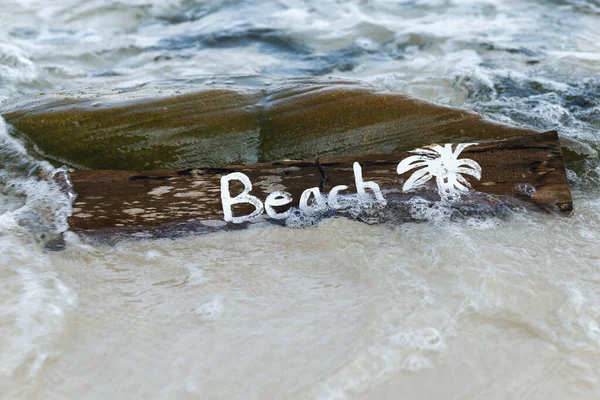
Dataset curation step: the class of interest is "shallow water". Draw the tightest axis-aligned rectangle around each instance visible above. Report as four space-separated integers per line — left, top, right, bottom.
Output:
1 0 600 399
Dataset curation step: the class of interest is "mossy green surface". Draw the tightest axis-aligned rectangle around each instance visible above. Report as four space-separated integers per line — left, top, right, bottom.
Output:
2 79 539 170
4 90 262 170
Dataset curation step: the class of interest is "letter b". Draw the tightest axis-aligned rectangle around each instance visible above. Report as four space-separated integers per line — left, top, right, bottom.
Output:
221 172 264 223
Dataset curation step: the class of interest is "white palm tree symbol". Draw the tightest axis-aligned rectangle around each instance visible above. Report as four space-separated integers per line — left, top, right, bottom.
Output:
396 143 482 200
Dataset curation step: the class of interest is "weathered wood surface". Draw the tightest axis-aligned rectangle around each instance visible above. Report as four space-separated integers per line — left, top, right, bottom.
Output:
68 131 572 243
2 76 541 170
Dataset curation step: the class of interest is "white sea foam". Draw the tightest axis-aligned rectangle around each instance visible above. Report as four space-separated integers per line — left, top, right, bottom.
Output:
0 212 77 393
0 118 78 394
193 297 225 322
0 117 74 242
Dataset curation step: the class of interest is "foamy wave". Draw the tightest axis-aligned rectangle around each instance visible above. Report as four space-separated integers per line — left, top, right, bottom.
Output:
0 117 74 246
0 212 77 390
0 41 38 105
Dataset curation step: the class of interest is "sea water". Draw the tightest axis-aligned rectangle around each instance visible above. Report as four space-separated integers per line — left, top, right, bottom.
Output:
1 1 599 399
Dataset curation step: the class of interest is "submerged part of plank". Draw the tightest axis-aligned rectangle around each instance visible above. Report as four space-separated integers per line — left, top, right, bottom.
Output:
68 131 572 243
2 76 539 170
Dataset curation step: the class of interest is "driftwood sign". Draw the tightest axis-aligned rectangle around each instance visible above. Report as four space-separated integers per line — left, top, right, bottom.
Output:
68 131 572 243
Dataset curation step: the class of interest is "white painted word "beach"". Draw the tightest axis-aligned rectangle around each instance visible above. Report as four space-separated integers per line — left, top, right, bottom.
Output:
220 162 386 223
220 144 482 223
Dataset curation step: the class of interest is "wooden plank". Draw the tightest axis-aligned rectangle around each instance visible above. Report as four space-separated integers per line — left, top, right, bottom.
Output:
68 131 572 243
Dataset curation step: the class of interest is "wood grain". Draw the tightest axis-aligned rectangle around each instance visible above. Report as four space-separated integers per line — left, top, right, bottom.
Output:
68 131 572 243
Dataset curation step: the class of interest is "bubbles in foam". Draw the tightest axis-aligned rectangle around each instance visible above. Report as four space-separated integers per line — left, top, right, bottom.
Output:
390 327 446 352
193 297 224 322
401 353 433 372
515 182 537 197
285 208 325 228
185 263 209 286
405 197 454 223
464 215 503 230
0 117 74 245
145 249 164 261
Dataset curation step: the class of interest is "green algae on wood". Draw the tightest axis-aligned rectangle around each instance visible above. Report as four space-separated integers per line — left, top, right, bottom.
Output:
260 78 536 161
2 76 542 171
3 88 262 170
